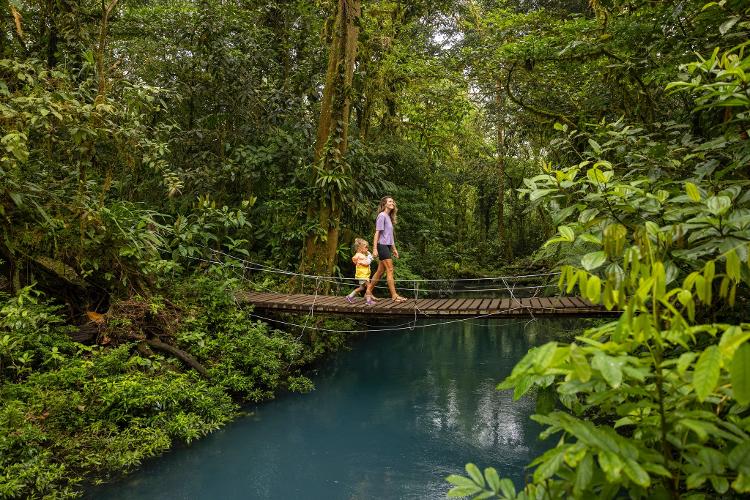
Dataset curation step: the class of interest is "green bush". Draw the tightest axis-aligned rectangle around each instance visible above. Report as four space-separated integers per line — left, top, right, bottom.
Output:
0 286 78 382
175 274 313 401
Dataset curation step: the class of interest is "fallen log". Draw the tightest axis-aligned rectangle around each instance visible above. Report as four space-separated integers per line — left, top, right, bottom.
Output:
145 338 209 378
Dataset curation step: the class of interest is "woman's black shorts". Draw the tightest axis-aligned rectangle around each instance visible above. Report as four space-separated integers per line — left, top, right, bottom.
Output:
377 243 392 260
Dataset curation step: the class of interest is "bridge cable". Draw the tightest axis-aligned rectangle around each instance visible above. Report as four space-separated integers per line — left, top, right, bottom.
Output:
297 276 320 341
503 276 536 326
412 280 419 330
246 305 542 334
184 244 561 284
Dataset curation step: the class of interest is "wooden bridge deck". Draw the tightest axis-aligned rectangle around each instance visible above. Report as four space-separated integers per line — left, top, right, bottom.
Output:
240 292 616 318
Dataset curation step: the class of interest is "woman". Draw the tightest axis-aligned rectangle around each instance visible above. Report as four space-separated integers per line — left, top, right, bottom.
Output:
365 196 407 304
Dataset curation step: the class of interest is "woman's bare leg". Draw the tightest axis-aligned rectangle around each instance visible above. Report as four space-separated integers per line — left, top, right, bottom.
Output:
383 260 398 298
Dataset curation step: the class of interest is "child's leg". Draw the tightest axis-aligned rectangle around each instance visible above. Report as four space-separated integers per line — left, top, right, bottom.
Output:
347 280 368 298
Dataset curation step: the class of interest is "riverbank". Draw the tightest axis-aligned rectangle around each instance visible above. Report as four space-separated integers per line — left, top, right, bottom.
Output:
0 275 353 498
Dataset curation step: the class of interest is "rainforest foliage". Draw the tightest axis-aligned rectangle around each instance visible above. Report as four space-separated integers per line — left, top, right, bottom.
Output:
443 1 750 499
1 0 749 498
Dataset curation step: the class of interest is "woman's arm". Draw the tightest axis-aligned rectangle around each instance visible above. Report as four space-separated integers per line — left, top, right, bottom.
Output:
372 230 380 257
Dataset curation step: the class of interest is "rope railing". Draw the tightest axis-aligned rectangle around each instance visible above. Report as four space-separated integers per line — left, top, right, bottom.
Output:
186 245 561 283
180 250 560 299
191 255 560 299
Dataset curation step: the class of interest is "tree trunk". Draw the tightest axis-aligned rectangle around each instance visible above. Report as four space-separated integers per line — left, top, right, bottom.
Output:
495 83 511 260
478 183 488 242
46 3 59 67
96 0 119 98
300 0 360 287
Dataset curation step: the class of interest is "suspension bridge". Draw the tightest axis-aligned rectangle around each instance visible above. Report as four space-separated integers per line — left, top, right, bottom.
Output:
191 249 618 327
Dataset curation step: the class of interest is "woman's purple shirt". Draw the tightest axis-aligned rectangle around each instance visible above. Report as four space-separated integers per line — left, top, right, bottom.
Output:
376 212 394 245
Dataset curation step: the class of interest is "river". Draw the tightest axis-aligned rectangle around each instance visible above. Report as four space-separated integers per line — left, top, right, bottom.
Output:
89 317 586 499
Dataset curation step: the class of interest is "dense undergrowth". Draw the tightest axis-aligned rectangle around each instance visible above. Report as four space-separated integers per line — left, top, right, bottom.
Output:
0 274 350 498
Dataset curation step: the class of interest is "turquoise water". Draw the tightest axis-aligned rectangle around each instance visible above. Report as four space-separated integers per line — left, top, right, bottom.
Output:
90 318 569 499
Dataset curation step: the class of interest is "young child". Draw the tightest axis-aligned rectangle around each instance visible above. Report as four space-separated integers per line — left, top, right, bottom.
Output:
346 238 373 304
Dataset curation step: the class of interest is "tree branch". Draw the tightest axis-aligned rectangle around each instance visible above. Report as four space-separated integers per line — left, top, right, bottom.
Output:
505 63 577 128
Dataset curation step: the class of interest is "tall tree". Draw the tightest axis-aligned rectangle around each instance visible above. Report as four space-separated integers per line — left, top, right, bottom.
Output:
300 0 361 280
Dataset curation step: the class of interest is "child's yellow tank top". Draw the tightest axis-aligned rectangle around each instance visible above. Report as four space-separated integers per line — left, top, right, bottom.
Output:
355 252 373 280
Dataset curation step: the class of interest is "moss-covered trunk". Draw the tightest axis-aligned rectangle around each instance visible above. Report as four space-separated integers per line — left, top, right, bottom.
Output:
496 83 511 260
300 0 360 285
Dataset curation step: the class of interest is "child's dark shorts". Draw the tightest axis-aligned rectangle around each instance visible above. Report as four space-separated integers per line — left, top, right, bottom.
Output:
377 243 392 260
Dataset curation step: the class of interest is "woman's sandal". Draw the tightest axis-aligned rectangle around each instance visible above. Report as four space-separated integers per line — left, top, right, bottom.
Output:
392 295 407 302
365 295 376 306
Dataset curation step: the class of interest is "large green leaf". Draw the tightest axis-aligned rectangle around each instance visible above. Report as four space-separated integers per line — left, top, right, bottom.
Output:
533 446 565 482
592 352 622 388
530 188 558 202
465 463 485 488
706 195 732 216
728 440 750 474
574 453 593 493
586 275 602 303
624 458 650 488
559 225 575 242
447 485 483 497
693 346 721 402
677 352 698 375
512 375 534 400
483 467 501 493
532 342 558 371
731 343 750 405
719 326 750 361
447 474 479 487
733 472 750 493
497 477 515 498
581 251 607 271
570 344 591 382
598 450 623 482
686 181 702 201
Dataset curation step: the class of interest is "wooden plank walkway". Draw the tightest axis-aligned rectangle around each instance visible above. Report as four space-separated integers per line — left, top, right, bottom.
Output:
239 292 617 318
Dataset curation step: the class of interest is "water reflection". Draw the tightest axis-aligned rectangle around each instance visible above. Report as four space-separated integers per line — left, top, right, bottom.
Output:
89 317 591 500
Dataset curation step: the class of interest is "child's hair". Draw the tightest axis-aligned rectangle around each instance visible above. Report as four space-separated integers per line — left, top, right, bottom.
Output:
354 238 368 251
377 196 398 224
